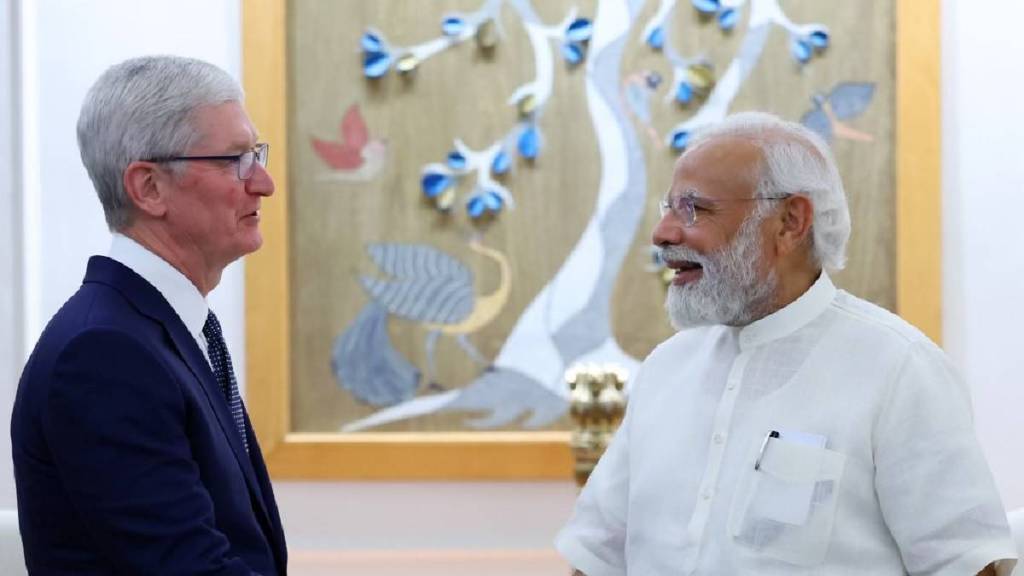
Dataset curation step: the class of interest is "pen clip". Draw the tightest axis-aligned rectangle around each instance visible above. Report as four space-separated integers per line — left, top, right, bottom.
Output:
754 430 780 471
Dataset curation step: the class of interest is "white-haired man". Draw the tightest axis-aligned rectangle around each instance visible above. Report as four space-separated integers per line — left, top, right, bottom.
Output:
556 112 1016 575
12 56 286 574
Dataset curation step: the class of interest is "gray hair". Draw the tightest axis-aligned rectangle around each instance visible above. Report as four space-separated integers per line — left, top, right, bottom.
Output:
76 55 244 231
686 111 851 271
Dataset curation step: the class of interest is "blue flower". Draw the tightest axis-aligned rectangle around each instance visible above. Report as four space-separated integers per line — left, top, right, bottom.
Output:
363 51 392 79
447 151 467 170
518 125 540 160
491 150 511 175
718 8 738 31
361 31 386 52
692 0 720 15
562 42 585 66
360 31 392 78
647 26 665 50
483 190 504 211
669 129 691 151
808 28 830 50
790 36 812 64
465 195 489 218
442 16 466 37
421 171 453 198
466 190 505 219
466 195 486 219
675 81 694 104
566 18 593 43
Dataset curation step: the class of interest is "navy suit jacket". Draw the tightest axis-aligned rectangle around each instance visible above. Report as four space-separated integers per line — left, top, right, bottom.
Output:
12 256 287 575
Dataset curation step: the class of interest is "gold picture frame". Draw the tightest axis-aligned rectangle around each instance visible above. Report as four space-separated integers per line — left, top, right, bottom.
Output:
242 0 940 480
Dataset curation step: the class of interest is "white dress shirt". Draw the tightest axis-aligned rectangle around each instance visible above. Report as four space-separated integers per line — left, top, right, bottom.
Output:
556 273 1017 575
108 233 211 362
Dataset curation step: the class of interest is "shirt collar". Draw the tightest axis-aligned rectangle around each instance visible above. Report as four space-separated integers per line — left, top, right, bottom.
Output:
108 233 209 344
738 271 836 351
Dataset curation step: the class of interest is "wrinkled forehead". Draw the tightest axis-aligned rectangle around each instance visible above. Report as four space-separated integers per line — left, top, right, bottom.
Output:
669 136 762 199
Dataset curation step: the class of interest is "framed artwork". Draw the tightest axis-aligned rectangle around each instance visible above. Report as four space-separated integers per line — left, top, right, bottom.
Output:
243 0 939 479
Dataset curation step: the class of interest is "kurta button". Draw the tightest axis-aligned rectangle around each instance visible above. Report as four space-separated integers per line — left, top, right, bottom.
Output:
713 433 724 444
702 490 712 500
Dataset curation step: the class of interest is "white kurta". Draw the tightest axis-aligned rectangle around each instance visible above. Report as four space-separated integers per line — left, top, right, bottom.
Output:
556 273 1017 575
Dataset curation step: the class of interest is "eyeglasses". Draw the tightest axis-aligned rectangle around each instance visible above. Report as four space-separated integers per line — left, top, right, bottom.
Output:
146 142 270 181
659 189 790 227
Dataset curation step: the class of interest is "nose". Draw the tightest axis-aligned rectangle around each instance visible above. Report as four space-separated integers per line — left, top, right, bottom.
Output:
652 210 685 247
246 162 275 197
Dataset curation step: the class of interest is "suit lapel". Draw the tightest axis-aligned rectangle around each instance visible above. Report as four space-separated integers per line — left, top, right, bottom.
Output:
163 314 274 521
84 257 275 535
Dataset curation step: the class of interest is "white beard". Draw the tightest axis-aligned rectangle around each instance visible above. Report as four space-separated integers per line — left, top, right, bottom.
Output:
662 212 778 329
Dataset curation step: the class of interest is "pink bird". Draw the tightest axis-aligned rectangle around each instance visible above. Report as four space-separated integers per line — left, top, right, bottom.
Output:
311 104 388 181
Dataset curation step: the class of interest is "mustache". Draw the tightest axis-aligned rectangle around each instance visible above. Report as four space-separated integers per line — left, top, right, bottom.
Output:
658 244 710 268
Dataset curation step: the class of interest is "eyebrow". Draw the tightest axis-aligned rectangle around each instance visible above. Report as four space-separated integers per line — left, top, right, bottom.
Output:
227 139 260 153
665 187 701 198
230 130 261 151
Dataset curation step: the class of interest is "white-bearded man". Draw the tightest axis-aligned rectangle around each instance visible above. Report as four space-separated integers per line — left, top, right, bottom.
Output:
556 112 1017 576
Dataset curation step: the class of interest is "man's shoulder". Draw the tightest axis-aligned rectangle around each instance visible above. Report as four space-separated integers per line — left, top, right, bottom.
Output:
47 280 150 339
26 278 166 378
828 290 937 350
15 279 176 434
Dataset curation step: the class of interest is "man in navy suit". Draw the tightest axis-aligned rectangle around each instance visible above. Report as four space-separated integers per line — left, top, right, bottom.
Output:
12 56 287 575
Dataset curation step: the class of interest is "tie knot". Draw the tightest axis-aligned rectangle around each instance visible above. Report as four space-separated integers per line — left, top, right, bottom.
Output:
203 310 222 340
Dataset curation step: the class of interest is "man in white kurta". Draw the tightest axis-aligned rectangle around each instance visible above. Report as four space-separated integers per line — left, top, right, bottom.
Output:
556 113 1017 575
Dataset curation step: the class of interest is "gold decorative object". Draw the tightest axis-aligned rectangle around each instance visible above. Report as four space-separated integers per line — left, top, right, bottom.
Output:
434 188 456 211
566 363 628 487
515 93 537 118
686 62 716 97
395 53 420 74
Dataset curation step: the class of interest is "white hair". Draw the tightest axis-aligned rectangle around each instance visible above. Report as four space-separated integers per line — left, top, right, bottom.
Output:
686 111 851 271
76 55 244 231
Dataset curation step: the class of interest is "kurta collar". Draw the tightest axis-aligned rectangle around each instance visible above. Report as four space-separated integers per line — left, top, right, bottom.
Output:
738 271 836 351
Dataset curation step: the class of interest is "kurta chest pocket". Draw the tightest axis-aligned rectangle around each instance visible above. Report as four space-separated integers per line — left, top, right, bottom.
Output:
728 433 846 566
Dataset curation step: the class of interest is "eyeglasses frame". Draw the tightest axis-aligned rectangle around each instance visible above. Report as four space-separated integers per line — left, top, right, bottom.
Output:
144 142 270 181
659 188 792 227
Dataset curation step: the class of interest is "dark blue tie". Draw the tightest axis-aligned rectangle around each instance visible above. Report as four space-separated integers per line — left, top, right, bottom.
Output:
203 310 248 453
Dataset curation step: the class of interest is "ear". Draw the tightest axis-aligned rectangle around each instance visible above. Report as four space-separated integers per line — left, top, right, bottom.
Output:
123 160 169 218
774 194 814 258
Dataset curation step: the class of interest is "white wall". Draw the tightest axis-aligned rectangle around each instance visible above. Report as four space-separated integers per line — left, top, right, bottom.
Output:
19 0 247 387
942 0 1024 509
4 0 1024 567
0 0 22 511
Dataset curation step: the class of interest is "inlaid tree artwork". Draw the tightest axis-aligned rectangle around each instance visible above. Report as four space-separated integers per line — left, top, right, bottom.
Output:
290 0 890 434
